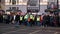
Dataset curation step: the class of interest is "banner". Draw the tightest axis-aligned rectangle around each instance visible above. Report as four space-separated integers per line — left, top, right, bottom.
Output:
27 0 40 10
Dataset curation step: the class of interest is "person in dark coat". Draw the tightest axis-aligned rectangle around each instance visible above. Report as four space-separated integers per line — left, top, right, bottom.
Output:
42 14 50 27
42 14 47 27
58 13 60 27
55 14 59 27
49 14 54 26
6 14 10 24
14 14 20 28
0 14 3 23
15 14 20 24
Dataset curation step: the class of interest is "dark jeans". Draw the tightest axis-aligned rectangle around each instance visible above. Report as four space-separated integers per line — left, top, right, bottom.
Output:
36 21 40 26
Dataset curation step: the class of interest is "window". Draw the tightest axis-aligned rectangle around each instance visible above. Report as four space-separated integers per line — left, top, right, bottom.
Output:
10 0 11 3
5 0 27 5
12 7 16 10
28 0 38 6
5 0 10 5
12 0 16 5
27 0 40 12
9 7 19 11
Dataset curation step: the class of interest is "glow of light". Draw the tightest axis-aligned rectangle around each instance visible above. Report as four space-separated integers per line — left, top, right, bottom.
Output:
59 2 60 5
19 0 23 2
22 3 27 5
5 3 9 5
40 2 47 5
5 0 9 2
32 13 37 14
6 12 10 14
43 0 48 2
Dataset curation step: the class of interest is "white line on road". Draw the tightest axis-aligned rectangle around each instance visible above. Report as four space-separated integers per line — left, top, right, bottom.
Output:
54 32 60 34
2 27 29 34
54 32 58 34
29 30 42 34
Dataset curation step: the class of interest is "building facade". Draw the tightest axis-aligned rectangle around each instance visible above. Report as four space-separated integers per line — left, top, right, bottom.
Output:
0 0 5 10
1 0 60 15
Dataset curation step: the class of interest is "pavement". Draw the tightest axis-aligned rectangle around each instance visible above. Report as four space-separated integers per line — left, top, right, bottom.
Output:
0 23 60 34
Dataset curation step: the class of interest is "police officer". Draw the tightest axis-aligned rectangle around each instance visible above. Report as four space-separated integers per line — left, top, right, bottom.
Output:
32 16 35 26
24 13 29 26
30 14 34 26
36 15 40 26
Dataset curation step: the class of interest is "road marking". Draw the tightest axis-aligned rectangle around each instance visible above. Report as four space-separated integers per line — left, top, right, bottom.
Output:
2 27 29 34
54 32 58 34
54 32 60 34
29 30 41 34
29 29 43 34
44 30 55 32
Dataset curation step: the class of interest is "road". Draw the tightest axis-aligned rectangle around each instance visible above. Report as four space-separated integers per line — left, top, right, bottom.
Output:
0 23 60 34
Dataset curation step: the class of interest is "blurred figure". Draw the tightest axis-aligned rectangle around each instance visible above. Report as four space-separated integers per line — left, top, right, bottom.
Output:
42 14 47 27
40 15 42 26
24 13 29 26
49 14 54 26
36 15 40 26
12 14 16 24
42 14 50 27
14 13 20 28
32 15 35 26
0 13 3 23
9 14 13 24
3 14 10 24
6 14 10 24
58 13 60 27
19 15 23 25
55 15 59 27
30 14 34 26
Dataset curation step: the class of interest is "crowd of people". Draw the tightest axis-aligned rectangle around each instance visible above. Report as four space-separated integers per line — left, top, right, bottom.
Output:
0 12 60 27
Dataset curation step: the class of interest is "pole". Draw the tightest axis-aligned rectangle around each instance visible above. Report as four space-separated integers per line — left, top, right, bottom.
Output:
57 0 59 9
